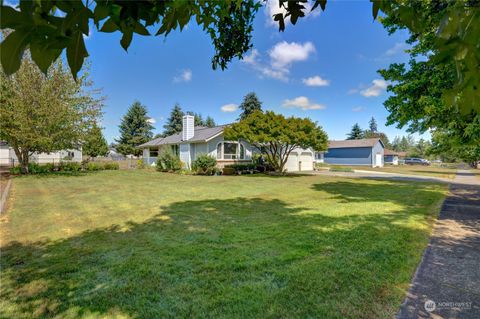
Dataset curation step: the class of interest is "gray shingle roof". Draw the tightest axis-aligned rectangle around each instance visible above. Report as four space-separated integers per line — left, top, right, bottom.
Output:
328 138 383 149
139 125 228 148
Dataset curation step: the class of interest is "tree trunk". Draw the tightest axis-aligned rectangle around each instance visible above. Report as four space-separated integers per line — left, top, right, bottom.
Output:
13 147 30 174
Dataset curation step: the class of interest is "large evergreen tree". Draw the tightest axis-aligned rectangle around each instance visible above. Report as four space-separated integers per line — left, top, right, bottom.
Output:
116 101 154 156
238 92 262 121
205 116 216 128
346 123 363 140
83 122 109 159
163 104 184 136
368 117 378 132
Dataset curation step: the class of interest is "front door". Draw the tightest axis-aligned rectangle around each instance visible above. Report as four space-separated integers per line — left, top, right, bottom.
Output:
375 153 382 167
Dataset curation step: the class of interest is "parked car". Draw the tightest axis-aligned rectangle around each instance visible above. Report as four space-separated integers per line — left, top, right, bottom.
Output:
404 158 431 165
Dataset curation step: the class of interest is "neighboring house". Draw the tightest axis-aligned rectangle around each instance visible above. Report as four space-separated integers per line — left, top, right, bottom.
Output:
0 141 82 166
320 138 385 167
139 115 315 172
384 149 400 165
107 148 126 160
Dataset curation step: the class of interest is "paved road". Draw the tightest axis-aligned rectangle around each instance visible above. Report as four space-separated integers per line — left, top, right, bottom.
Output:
397 170 480 319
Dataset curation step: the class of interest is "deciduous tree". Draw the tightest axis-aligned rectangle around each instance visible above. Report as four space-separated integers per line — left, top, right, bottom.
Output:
116 101 154 156
2 1 476 114
224 111 328 173
0 56 102 173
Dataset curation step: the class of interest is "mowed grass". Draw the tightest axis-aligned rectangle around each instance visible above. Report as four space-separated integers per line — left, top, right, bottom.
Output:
333 164 458 179
0 170 447 319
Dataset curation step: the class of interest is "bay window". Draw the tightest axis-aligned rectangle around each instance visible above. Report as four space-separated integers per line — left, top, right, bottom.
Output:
216 142 246 160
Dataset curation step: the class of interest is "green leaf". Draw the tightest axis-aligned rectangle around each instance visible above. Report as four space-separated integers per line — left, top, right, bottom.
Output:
0 5 25 28
311 0 327 12
100 18 118 33
0 29 31 75
66 30 88 80
120 31 133 51
30 42 62 74
93 3 110 24
372 1 380 20
133 21 150 35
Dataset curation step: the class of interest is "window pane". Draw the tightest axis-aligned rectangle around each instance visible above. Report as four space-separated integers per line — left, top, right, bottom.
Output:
239 144 245 159
217 143 222 159
150 149 159 157
224 143 237 156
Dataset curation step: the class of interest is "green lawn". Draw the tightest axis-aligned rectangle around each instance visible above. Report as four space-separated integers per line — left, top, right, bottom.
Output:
323 164 458 179
1 170 447 318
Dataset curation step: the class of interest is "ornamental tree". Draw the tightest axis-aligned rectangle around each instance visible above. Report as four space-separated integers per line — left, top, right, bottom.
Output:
0 56 102 173
224 111 328 173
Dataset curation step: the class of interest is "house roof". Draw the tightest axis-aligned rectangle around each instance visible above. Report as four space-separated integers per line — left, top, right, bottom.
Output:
139 125 228 148
328 138 384 149
384 149 399 156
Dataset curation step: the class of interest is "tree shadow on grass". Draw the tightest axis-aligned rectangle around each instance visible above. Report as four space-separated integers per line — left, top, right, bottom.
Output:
0 187 445 319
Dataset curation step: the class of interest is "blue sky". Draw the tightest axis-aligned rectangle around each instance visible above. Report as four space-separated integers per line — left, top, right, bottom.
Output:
15 0 427 143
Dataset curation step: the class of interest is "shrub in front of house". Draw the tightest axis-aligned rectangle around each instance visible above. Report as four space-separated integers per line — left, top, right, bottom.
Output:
103 162 119 170
27 163 57 174
85 162 104 171
59 162 82 172
137 159 145 169
192 154 217 175
224 163 257 174
156 150 182 172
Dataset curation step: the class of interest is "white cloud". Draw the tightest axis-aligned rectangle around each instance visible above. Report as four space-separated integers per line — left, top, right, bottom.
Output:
173 69 192 83
282 96 326 111
220 103 238 112
147 118 156 124
352 106 364 112
269 41 315 70
242 49 259 65
242 42 316 82
302 75 330 87
360 79 388 97
264 0 321 27
385 42 408 56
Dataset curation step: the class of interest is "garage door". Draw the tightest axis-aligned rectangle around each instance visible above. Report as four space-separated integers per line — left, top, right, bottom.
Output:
285 152 299 172
299 152 313 171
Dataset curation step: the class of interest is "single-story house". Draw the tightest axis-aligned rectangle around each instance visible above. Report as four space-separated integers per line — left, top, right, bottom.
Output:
139 115 315 172
319 138 385 167
384 149 400 165
0 141 82 166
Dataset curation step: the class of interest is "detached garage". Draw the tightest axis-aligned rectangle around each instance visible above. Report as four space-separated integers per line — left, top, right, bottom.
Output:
323 138 385 167
285 149 315 172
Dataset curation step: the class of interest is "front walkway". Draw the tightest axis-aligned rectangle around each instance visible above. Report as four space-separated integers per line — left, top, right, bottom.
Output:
397 170 480 318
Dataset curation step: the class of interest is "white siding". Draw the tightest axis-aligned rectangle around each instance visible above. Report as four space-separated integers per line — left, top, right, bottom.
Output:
179 144 191 168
